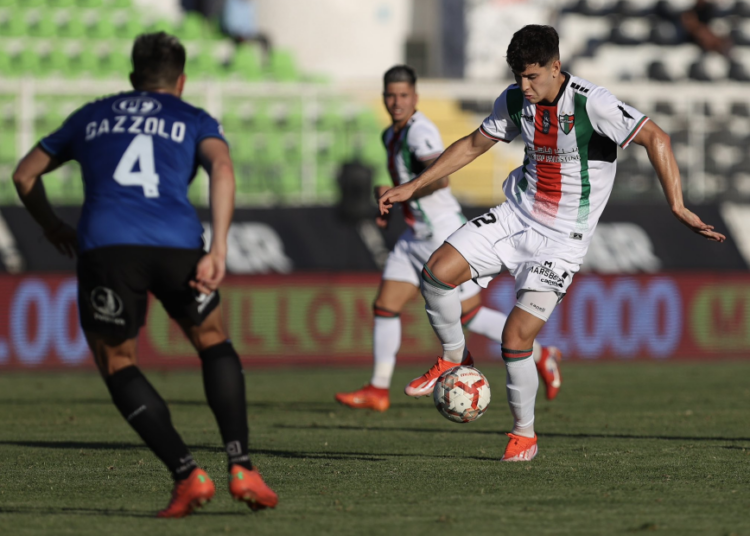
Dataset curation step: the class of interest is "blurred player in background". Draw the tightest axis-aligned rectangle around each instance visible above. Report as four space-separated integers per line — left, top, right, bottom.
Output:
379 26 725 461
335 65 561 412
12 32 277 517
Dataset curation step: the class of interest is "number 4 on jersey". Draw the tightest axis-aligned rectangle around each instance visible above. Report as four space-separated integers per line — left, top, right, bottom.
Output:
113 134 160 198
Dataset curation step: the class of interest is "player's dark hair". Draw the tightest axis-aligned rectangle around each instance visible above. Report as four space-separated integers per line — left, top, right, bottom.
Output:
383 65 417 89
506 25 560 73
130 32 186 90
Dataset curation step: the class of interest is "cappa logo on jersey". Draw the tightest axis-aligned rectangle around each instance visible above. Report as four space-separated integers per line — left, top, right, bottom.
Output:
90 287 125 325
559 114 575 135
112 96 162 116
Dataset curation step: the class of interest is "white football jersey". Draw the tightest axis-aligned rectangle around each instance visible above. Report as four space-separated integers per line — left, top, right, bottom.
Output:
480 73 649 248
383 111 464 239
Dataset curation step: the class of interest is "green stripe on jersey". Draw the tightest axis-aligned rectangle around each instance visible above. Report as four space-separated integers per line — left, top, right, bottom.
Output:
573 92 593 231
506 88 524 131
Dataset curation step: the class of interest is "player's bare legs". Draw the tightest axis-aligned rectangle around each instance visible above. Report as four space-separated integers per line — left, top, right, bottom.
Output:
86 332 214 517
335 280 418 411
175 307 278 511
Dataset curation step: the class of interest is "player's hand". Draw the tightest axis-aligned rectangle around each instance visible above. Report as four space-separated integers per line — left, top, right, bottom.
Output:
379 183 417 215
191 251 226 295
44 221 78 258
375 215 389 229
673 206 726 242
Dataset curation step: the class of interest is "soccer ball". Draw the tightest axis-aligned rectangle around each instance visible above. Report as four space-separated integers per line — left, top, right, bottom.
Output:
433 366 491 423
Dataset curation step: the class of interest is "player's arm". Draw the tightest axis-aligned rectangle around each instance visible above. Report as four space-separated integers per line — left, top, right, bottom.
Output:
411 158 448 200
12 146 77 257
379 130 495 214
632 121 725 242
194 137 236 294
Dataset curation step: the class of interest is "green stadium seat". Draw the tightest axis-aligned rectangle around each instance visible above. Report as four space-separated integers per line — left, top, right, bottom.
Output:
4 8 28 37
59 12 87 38
178 12 205 41
0 0 18 7
18 49 43 77
0 50 13 76
187 49 223 79
26 0 46 7
29 11 58 37
77 0 104 7
150 18 176 35
230 44 263 81
117 14 144 39
90 14 117 40
228 133 255 164
111 0 131 7
268 49 299 82
101 49 130 76
48 0 77 7
0 131 16 163
45 47 71 75
71 49 103 78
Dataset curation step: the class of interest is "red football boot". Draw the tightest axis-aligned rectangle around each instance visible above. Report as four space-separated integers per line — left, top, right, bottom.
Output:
335 384 390 412
404 352 474 398
228 465 278 511
157 468 215 518
536 346 562 400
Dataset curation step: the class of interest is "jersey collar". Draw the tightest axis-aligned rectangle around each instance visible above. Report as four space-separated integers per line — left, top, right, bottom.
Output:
537 72 570 107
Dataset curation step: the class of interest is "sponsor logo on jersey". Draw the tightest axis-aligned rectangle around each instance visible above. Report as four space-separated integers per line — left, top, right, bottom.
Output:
112 96 163 116
542 109 551 134
618 104 634 120
90 287 125 325
522 114 534 123
559 114 575 135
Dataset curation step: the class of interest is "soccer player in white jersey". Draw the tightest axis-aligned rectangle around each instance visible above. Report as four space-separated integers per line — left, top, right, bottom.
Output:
379 27 725 460
335 65 562 412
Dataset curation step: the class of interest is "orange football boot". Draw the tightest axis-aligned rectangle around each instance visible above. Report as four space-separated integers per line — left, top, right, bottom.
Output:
229 465 278 511
157 468 215 518
536 346 562 400
335 384 390 412
501 433 538 462
404 352 474 398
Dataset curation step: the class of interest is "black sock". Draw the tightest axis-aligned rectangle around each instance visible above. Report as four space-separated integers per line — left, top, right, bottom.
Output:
199 341 252 471
105 366 196 481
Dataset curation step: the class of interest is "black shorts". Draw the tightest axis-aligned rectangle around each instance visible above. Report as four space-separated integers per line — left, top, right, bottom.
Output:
77 245 221 340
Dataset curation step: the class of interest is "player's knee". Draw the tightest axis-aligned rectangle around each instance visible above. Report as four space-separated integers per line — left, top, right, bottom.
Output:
423 244 470 288
192 323 227 351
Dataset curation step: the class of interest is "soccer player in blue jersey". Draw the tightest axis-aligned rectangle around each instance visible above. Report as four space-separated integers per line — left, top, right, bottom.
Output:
12 32 277 517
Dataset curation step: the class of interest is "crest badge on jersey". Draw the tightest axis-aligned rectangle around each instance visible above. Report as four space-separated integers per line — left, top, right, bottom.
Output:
559 114 575 135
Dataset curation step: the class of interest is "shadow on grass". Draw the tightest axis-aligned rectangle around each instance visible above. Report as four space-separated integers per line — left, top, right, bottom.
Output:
0 440 388 462
0 398 423 414
273 424 750 443
0 505 248 518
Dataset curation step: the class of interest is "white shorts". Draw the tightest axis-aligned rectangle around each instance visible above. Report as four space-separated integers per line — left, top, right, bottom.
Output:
383 227 482 301
446 202 584 301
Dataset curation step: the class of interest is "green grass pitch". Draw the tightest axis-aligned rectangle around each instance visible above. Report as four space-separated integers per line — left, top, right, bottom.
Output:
0 362 749 536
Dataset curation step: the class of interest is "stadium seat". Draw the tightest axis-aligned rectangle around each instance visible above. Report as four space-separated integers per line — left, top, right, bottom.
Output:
30 10 58 38
4 8 28 37
178 12 205 40
59 11 87 38
268 49 299 82
90 13 117 40
230 44 263 81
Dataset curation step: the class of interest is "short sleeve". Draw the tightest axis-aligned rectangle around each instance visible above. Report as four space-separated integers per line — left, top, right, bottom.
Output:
196 111 228 146
586 87 649 149
39 106 88 163
407 121 444 161
479 88 522 143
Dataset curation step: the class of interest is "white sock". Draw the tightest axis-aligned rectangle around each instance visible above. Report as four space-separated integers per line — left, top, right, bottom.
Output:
370 316 400 389
505 356 539 438
465 306 506 340
465 306 543 363
421 277 465 364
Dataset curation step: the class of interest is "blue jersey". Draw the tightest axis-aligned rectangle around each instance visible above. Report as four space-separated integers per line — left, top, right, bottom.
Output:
40 91 227 252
